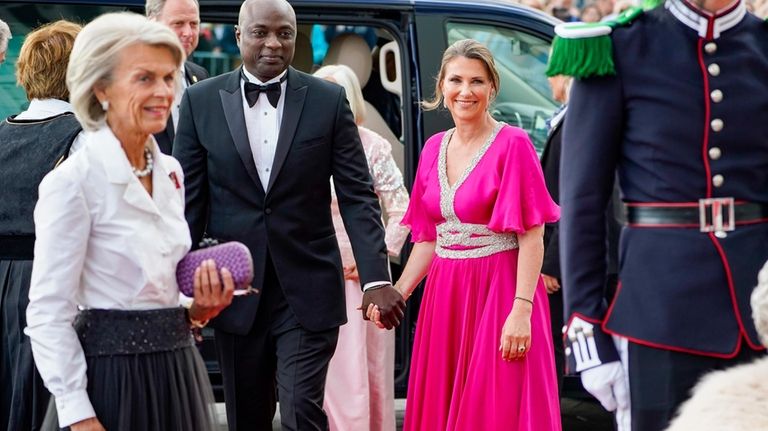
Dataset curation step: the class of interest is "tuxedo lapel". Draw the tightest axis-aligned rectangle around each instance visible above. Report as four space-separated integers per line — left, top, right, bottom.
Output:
219 68 266 195
267 67 307 193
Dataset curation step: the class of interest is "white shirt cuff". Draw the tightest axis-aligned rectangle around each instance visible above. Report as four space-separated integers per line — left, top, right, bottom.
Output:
362 281 391 291
55 389 96 427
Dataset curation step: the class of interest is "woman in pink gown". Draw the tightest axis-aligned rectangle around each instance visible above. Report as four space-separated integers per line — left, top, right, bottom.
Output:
370 39 561 430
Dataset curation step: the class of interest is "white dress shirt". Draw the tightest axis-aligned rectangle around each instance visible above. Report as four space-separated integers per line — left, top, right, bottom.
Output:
239 68 389 290
25 126 192 427
171 65 190 131
14 98 85 154
241 67 287 190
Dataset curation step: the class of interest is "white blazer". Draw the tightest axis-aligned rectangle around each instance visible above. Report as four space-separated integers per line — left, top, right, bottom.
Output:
25 126 192 427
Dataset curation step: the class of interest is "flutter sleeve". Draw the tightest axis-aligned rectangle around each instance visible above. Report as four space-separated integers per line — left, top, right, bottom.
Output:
487 127 560 234
400 133 443 242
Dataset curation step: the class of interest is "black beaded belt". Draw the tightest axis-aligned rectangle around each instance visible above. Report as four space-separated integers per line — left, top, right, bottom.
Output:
0 234 35 260
626 199 768 233
73 308 192 357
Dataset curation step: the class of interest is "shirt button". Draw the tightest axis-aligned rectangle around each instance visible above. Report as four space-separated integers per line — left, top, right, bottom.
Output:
708 147 722 160
708 63 720 77
710 89 723 103
264 139 268 144
704 42 717 54
710 118 724 132
265 208 272 215
712 174 724 188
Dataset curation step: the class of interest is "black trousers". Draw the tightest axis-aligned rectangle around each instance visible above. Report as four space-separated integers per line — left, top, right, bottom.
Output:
548 287 564 394
215 256 339 431
627 341 762 431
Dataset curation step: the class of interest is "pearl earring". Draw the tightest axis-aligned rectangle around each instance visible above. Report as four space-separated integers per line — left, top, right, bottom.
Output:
101 100 109 112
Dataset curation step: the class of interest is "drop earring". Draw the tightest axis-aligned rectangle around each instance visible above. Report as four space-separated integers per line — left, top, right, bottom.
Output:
101 100 109 112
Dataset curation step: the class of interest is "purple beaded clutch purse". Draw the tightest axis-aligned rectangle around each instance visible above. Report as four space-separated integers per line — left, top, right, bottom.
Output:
176 241 254 297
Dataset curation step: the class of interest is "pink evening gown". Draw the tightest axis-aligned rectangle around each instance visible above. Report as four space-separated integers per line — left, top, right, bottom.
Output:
401 122 561 430
324 126 411 431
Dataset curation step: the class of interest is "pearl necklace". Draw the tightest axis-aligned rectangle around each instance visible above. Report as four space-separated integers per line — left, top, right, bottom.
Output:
132 146 153 178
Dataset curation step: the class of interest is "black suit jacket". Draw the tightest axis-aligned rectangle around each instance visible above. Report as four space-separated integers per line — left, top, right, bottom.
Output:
540 116 563 280
173 67 390 334
155 61 209 155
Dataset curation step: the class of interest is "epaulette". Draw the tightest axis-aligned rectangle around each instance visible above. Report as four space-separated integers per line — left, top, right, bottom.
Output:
546 5 649 79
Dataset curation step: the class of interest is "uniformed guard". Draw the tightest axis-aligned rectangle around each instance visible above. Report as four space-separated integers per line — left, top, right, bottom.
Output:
548 0 768 430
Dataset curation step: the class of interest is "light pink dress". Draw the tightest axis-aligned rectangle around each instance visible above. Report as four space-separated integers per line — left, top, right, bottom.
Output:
401 123 561 430
324 126 410 431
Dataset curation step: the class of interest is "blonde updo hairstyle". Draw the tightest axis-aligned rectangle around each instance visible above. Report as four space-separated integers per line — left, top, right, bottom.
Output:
313 64 367 125
66 12 184 131
421 39 500 111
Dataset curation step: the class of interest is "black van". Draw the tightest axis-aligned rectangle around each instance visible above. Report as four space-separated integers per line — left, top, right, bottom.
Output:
0 0 561 400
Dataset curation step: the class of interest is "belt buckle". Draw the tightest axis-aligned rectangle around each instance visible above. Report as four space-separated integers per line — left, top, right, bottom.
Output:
699 197 735 236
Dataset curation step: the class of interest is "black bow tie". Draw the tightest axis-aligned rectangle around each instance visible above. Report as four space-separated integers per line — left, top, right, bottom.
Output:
243 76 285 108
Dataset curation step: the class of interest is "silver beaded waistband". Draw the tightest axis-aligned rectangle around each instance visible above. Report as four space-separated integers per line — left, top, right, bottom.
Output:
435 221 518 259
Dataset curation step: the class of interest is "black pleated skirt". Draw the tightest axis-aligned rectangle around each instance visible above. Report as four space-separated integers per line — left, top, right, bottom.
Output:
1 259 50 431
42 308 217 431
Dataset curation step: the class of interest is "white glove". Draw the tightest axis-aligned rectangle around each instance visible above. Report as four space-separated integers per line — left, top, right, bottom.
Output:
581 361 630 414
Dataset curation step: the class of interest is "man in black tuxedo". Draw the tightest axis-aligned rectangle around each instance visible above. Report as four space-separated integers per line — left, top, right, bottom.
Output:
147 0 209 154
173 0 405 429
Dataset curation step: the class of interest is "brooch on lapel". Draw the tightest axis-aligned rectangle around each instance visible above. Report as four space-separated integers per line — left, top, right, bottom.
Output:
169 172 181 189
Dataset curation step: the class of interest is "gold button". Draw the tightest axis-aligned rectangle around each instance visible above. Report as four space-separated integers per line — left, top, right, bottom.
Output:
708 147 722 160
712 174 724 187
711 89 723 103
708 63 720 76
711 118 724 132
705 42 717 54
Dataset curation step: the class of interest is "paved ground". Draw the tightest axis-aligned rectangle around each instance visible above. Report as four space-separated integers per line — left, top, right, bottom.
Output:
215 396 614 430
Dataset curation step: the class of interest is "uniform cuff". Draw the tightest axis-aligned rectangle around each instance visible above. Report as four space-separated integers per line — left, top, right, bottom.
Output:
55 389 96 427
564 314 620 373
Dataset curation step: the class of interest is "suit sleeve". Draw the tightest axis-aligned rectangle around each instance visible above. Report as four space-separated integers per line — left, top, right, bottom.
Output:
541 127 563 279
173 90 208 248
331 89 391 286
560 74 623 371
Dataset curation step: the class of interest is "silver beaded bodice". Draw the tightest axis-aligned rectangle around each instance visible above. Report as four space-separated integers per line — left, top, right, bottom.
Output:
436 122 518 259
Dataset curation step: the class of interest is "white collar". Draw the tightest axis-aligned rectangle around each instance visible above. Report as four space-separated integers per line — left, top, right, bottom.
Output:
14 98 73 120
665 0 746 39
87 126 164 185
241 67 287 85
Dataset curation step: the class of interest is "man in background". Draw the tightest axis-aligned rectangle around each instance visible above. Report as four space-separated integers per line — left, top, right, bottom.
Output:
146 0 209 154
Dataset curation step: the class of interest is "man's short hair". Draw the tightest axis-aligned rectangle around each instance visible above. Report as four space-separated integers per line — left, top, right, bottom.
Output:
146 0 200 19
0 18 11 53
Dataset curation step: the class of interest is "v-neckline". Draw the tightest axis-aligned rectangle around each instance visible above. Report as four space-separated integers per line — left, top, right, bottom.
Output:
438 122 504 221
440 122 504 190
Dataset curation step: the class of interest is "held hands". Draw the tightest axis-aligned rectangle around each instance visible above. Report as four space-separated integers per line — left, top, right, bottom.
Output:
499 301 533 361
189 259 235 323
70 417 106 431
361 284 405 330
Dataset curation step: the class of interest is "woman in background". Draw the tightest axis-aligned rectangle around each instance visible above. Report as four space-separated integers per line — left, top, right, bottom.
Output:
0 20 82 431
26 13 232 431
314 64 410 431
